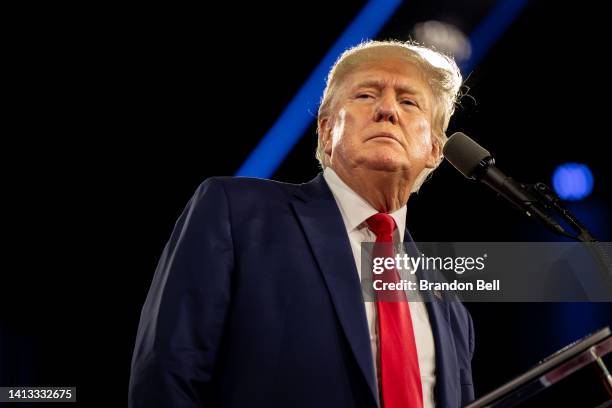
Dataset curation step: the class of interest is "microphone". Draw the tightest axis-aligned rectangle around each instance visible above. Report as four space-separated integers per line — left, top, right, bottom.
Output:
443 132 567 236
443 132 612 290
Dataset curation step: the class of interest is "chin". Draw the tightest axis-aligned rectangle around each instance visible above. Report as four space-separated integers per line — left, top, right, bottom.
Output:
360 154 405 172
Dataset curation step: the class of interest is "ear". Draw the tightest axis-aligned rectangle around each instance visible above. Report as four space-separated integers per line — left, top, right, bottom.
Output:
318 117 333 155
425 136 442 169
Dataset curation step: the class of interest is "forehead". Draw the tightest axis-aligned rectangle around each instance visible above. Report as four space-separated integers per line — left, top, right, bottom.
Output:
342 58 431 93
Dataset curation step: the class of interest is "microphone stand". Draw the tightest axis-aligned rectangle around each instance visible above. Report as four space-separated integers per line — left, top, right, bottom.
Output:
521 182 612 296
444 132 612 294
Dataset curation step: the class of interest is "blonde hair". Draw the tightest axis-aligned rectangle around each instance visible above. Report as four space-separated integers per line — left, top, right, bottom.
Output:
316 40 462 192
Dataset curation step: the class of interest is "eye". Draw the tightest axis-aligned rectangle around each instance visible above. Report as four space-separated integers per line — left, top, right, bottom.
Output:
401 99 417 106
357 93 374 99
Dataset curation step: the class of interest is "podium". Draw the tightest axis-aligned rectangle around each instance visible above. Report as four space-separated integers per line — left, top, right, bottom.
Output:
467 327 612 407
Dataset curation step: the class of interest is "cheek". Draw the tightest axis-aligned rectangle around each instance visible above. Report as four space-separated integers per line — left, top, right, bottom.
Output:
416 117 432 140
331 120 345 148
334 109 365 142
409 117 434 153
331 109 356 149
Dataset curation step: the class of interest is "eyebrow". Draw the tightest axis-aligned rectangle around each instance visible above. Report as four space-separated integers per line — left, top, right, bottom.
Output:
353 80 424 97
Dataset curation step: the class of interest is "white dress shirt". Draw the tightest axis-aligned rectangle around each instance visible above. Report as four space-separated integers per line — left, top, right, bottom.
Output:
324 168 436 408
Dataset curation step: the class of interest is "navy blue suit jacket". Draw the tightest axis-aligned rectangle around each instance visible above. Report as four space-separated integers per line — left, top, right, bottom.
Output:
129 174 475 407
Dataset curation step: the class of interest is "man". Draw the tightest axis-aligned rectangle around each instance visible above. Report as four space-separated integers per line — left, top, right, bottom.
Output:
129 40 475 408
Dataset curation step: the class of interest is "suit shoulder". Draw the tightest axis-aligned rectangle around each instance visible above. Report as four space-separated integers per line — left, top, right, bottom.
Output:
197 176 301 199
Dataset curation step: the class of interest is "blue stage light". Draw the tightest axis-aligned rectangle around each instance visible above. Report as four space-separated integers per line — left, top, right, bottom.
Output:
235 0 402 178
460 0 529 74
552 163 594 201
236 0 530 178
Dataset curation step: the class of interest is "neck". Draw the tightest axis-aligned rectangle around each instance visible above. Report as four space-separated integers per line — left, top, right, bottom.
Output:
331 165 411 213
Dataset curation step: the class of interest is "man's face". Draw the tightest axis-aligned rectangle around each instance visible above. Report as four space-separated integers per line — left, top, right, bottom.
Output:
320 58 440 182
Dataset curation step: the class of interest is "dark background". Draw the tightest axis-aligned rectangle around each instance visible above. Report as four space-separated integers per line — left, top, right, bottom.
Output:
2 1 611 406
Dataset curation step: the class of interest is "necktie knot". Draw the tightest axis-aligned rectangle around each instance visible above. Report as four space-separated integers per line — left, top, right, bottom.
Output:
366 213 396 240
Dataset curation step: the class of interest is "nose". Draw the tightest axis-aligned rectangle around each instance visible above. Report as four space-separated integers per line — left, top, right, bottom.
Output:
374 94 399 125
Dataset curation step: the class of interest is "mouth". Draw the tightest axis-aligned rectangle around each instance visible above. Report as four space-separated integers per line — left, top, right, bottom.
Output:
367 132 403 147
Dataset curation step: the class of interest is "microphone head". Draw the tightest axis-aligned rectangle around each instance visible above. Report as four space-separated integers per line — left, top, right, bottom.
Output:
443 132 492 178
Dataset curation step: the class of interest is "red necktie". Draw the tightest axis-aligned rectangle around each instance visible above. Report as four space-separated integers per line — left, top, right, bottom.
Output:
366 213 423 408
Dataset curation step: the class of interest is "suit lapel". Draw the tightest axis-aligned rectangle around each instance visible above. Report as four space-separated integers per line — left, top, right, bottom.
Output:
291 174 380 407
404 231 460 407
290 175 460 406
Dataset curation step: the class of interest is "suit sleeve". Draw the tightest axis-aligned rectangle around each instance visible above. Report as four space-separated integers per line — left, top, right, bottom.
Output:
460 309 476 405
129 178 234 408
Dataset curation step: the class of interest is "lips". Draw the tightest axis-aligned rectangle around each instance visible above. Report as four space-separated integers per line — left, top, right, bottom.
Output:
367 132 403 147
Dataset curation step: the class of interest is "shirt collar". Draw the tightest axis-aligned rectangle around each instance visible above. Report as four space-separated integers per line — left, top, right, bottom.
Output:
323 167 407 241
